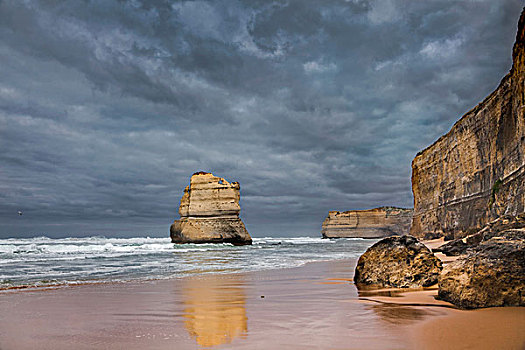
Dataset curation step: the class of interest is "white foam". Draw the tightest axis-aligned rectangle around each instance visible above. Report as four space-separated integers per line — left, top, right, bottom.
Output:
0 235 373 289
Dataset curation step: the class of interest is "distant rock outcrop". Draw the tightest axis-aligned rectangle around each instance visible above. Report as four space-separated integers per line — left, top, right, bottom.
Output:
438 229 525 309
354 235 442 288
410 9 525 240
322 207 413 239
170 172 252 245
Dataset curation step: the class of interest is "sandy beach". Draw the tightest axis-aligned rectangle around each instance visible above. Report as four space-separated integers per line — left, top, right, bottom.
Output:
0 257 523 350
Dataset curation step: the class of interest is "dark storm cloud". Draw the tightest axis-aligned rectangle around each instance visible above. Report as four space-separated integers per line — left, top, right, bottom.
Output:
0 0 522 237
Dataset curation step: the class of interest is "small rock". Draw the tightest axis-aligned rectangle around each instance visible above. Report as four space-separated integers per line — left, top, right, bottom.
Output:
433 239 468 256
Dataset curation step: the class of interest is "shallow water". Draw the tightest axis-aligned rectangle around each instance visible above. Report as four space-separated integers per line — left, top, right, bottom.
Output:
0 259 439 350
0 236 375 288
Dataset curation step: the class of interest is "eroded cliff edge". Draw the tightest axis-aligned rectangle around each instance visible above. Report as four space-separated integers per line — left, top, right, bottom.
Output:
170 172 252 245
322 207 413 238
411 9 525 240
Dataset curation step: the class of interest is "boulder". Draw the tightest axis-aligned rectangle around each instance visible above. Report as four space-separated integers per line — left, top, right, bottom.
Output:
170 172 252 245
438 229 525 309
354 235 442 288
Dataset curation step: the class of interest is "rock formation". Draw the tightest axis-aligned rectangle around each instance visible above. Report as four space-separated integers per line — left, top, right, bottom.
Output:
322 207 413 238
438 229 525 309
170 172 252 245
410 9 525 240
354 235 442 288
434 213 525 256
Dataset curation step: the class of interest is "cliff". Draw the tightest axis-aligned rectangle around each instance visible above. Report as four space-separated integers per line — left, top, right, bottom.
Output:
411 9 525 240
321 207 413 239
170 172 252 245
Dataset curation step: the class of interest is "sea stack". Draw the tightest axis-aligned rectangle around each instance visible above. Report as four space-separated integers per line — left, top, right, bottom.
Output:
170 172 252 245
321 207 413 238
410 8 525 240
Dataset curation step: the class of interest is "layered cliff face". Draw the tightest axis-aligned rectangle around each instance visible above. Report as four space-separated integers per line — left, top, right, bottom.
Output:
411 10 525 240
321 207 413 239
178 172 241 218
170 172 252 245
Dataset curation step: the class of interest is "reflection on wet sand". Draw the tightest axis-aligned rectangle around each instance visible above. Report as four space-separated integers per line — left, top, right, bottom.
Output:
357 287 448 326
356 286 407 298
370 304 435 325
181 275 248 348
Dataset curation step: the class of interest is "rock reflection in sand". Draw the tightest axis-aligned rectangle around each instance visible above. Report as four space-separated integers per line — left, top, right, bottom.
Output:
356 286 447 325
356 286 406 298
370 304 432 325
181 275 248 347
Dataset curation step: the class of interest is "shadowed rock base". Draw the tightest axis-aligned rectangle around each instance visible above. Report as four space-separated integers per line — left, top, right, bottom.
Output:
170 218 252 246
434 213 525 256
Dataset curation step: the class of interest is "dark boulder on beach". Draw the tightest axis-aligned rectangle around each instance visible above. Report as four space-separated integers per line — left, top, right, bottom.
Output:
438 229 525 309
354 235 442 288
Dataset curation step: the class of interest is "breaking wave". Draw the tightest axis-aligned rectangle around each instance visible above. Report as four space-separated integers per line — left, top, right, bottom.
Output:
0 236 375 289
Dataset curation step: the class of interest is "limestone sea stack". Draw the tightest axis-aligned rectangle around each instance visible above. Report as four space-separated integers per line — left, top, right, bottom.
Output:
170 172 252 245
322 207 413 238
410 8 525 240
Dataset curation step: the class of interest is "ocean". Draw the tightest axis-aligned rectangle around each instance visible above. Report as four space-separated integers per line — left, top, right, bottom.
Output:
0 236 375 289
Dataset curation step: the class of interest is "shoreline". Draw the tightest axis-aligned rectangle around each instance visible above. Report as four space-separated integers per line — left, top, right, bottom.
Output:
0 254 357 293
0 235 368 292
1 256 524 349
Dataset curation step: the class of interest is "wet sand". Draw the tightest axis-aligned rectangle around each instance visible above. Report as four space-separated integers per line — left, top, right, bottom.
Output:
413 306 525 350
360 239 525 349
0 259 524 349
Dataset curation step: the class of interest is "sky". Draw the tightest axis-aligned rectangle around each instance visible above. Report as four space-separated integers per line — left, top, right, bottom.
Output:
0 0 523 238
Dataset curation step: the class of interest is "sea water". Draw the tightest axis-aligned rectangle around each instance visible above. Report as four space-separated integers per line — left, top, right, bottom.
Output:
0 236 375 289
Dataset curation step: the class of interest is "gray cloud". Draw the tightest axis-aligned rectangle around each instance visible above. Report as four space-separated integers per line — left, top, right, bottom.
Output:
0 0 522 237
